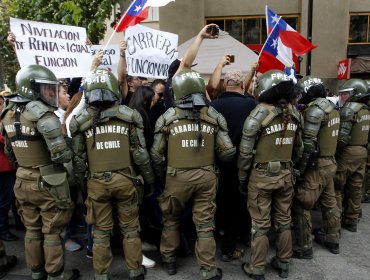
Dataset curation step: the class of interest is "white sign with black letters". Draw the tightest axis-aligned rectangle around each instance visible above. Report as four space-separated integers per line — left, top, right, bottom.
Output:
124 24 178 79
10 17 91 78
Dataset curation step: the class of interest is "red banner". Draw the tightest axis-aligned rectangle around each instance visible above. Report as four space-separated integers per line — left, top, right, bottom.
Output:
337 58 351 80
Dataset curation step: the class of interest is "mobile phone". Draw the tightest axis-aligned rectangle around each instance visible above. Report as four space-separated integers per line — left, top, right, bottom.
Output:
229 55 235 63
206 25 219 37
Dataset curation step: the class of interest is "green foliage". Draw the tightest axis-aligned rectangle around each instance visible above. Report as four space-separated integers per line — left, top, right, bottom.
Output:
0 0 118 90
0 0 19 90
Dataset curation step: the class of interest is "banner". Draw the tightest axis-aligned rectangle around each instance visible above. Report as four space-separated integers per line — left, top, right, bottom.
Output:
124 24 178 79
89 44 120 75
337 58 351 80
10 17 91 78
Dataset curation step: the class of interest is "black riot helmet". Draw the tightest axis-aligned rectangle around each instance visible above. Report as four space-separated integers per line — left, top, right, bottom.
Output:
255 70 294 103
296 76 326 105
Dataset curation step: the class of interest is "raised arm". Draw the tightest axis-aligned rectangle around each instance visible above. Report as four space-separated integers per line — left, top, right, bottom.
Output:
206 55 230 98
118 40 128 101
175 24 219 76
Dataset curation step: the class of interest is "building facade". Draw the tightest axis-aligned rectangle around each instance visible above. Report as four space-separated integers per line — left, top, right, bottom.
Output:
115 0 370 89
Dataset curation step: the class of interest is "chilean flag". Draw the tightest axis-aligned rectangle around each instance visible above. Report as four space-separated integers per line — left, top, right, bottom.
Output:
258 6 316 74
114 0 175 32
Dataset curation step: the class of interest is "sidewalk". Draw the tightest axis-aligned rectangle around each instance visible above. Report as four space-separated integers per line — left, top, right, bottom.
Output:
4 203 370 279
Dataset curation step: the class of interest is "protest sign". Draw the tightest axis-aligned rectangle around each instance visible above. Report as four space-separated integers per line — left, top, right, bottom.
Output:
10 17 91 78
124 24 178 79
90 44 120 75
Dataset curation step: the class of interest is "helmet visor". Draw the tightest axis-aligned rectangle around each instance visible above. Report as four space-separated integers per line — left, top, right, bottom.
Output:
34 79 59 107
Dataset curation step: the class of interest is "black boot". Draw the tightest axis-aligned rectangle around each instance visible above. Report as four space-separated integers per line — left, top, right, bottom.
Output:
163 261 177 275
270 256 289 278
241 263 265 280
292 247 313 259
313 228 339 254
341 223 357 232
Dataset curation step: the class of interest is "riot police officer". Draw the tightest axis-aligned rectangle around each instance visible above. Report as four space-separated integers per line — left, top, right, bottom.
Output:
334 79 370 233
150 69 235 280
69 69 154 280
1 65 79 280
238 70 303 280
292 76 341 258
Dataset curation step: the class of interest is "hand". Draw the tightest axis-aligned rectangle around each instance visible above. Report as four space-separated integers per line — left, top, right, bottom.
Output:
85 38 92 46
219 55 231 67
250 62 258 72
7 32 16 47
119 40 127 56
200 24 219 39
90 51 103 70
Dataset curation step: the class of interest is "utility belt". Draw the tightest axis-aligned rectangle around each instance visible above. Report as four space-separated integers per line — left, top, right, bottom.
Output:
89 167 143 185
38 164 72 210
254 161 292 176
166 164 217 177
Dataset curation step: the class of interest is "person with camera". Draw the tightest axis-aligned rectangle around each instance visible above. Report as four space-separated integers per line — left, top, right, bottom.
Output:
209 65 256 262
292 76 341 259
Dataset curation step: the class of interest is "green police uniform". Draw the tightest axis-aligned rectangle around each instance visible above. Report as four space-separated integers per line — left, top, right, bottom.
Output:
1 65 76 280
238 70 303 279
292 77 341 258
334 79 370 231
150 69 235 280
70 69 153 280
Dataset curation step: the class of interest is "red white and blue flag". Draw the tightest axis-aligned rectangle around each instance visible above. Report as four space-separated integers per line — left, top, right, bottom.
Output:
258 6 316 74
114 0 174 32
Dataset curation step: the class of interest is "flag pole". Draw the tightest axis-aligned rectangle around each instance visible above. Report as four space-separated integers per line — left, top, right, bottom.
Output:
257 16 281 61
103 1 136 51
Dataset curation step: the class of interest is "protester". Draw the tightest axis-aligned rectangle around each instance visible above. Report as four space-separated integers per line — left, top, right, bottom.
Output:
1 65 79 280
210 65 256 262
118 41 142 106
238 70 303 279
0 91 21 242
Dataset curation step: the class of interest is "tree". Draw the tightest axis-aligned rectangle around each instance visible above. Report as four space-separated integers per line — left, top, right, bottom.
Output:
0 0 118 90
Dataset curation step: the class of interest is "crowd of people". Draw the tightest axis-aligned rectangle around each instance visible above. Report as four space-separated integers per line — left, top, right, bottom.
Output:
0 23 369 280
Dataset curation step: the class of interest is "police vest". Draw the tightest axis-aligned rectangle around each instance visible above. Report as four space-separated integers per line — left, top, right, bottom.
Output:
349 108 370 146
167 112 216 168
319 109 340 156
2 109 51 167
254 115 298 163
84 119 131 173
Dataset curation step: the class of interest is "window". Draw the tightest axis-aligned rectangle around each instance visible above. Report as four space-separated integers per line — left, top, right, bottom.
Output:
349 14 370 44
206 15 300 45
